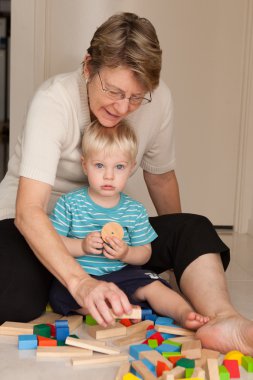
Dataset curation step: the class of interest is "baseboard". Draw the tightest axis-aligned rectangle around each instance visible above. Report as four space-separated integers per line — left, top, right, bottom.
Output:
248 218 253 237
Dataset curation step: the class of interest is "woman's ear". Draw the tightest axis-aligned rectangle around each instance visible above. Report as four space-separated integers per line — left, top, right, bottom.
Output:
83 54 92 81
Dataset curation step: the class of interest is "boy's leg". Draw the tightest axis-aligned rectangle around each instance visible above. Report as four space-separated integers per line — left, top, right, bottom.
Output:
133 281 209 330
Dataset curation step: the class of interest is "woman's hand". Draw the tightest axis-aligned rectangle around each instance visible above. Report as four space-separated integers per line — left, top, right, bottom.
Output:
102 237 129 261
82 232 104 254
71 276 132 326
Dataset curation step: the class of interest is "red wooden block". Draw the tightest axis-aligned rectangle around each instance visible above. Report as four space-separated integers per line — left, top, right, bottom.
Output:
46 323 56 337
147 325 155 330
37 335 57 347
223 359 240 378
167 355 185 366
120 319 132 327
156 360 171 377
143 332 164 345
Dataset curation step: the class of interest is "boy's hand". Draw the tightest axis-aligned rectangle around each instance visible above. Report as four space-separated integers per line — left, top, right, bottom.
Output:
82 232 103 254
102 237 129 261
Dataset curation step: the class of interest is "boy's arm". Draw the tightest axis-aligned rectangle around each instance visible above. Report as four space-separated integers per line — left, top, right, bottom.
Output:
103 239 152 265
60 232 103 257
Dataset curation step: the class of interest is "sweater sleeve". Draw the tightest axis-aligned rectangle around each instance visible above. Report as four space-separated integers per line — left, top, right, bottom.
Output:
19 82 69 186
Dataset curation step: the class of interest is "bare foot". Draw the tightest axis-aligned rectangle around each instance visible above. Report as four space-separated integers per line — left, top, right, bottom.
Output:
179 311 210 330
196 313 253 355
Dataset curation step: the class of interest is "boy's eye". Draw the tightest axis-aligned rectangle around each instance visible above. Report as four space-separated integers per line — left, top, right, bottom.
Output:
116 164 125 170
95 163 103 168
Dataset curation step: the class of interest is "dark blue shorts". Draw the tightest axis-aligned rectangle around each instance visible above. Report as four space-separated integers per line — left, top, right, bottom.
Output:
49 265 171 316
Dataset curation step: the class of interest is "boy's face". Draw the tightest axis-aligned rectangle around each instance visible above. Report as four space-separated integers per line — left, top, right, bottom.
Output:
81 148 135 205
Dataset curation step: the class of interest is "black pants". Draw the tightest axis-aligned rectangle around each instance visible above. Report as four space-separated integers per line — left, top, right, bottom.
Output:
0 215 229 323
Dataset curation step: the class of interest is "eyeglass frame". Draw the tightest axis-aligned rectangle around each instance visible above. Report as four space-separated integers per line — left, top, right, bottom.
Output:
97 71 152 106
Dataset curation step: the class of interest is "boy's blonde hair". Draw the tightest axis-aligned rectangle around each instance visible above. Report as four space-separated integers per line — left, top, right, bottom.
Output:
82 120 138 162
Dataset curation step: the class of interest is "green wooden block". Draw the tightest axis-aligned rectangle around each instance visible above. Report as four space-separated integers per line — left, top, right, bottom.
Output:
162 352 182 358
33 324 51 338
148 339 158 349
185 368 194 378
69 334 79 339
241 356 253 372
57 340 66 346
219 365 230 380
176 358 195 369
162 339 181 347
85 314 98 325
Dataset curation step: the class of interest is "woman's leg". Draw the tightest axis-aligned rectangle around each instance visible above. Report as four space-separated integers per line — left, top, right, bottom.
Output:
0 219 53 323
133 281 209 330
145 213 253 355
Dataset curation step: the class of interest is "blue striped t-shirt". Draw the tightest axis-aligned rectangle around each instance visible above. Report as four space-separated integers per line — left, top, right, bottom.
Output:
49 186 158 276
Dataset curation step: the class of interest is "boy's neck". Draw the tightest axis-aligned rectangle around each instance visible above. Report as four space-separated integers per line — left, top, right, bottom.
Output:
87 187 120 208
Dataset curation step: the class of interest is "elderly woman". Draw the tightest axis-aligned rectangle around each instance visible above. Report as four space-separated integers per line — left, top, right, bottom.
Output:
0 12 252 355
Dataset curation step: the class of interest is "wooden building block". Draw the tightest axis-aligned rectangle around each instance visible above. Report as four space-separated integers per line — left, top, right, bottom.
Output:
139 350 173 369
37 335 57 347
206 358 220 380
156 325 195 337
156 360 171 377
33 324 51 338
86 322 126 340
195 348 220 367
218 365 230 380
168 336 197 344
71 353 129 366
191 366 206 379
126 320 154 336
113 330 146 347
223 359 240 378
60 314 83 333
115 361 131 380
0 321 34 336
18 334 38 350
66 336 120 355
223 350 243 365
111 305 142 320
129 343 153 360
163 365 186 380
241 355 253 372
131 360 157 380
36 345 92 358
123 373 139 380
29 312 62 325
181 339 202 359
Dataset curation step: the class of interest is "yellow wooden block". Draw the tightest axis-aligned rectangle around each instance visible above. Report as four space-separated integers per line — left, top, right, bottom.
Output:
123 373 140 380
224 350 244 365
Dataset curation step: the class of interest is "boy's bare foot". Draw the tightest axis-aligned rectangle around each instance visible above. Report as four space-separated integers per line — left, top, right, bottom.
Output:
179 311 210 330
196 313 253 355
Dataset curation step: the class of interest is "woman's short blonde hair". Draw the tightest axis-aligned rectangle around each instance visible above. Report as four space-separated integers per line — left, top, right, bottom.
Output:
86 12 162 92
82 120 138 162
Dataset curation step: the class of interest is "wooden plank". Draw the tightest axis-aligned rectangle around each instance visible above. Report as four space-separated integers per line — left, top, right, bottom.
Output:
115 361 131 380
71 353 129 366
111 306 142 320
206 358 220 380
113 330 146 347
131 360 157 380
60 314 83 332
0 321 34 336
29 312 62 325
181 339 202 359
36 346 93 358
161 366 186 380
126 320 154 336
66 336 120 355
139 350 173 369
86 322 126 340
156 325 195 336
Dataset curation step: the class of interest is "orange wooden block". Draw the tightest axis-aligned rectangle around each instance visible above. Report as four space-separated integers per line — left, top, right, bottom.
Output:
156 360 171 377
37 335 57 347
168 355 185 366
120 319 133 327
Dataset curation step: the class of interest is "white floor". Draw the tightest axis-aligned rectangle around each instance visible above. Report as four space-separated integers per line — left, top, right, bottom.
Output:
0 232 253 380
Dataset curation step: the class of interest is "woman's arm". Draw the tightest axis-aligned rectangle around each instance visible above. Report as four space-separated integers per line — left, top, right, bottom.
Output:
144 169 182 214
15 177 132 325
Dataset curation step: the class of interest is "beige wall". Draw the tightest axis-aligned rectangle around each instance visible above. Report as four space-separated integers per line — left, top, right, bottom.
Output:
10 0 253 232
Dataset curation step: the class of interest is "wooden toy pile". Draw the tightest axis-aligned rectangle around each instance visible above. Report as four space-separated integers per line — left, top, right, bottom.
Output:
0 307 252 379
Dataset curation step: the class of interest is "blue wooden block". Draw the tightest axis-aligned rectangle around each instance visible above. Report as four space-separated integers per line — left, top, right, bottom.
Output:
160 332 178 339
141 308 153 319
55 320 69 328
156 343 180 354
129 344 153 360
18 334 38 350
144 314 157 322
56 326 69 341
155 317 174 326
142 358 156 375
146 328 157 338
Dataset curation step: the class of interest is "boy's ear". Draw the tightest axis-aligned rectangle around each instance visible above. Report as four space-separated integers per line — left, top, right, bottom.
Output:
81 156 87 174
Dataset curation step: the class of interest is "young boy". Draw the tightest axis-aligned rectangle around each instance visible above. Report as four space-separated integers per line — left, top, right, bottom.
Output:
49 120 209 330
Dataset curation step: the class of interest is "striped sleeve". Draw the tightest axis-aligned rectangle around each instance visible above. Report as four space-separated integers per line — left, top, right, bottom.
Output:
49 196 72 236
129 204 158 246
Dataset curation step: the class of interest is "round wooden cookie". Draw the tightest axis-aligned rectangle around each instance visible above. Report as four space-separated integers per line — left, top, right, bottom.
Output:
101 222 124 243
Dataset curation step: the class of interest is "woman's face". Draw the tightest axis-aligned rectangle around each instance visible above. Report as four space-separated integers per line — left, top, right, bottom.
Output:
86 66 147 127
